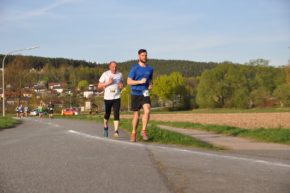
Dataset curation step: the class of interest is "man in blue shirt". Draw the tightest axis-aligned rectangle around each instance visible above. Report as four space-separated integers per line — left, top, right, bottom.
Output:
127 49 153 142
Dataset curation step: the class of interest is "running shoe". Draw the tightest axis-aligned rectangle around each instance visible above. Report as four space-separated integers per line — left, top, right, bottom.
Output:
113 130 119 138
103 127 109 138
131 132 136 142
141 130 148 141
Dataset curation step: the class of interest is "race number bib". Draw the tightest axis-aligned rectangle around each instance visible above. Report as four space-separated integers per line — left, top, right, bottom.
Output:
142 90 150 97
110 88 116 93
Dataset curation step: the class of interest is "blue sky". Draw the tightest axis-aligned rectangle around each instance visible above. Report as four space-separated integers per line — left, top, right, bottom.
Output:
1 0 290 66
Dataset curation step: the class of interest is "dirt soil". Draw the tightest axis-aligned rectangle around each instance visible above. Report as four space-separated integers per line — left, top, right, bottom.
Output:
122 112 290 129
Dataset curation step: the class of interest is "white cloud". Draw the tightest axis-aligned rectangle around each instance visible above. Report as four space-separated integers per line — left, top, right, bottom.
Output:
0 0 81 24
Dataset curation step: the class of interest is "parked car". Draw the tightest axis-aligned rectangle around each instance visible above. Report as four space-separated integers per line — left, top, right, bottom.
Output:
29 108 48 116
62 107 79 116
29 108 39 116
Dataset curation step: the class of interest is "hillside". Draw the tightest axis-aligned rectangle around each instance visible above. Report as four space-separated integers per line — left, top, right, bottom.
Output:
0 54 218 77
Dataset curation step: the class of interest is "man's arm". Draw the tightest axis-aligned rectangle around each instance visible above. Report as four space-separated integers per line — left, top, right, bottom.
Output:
118 75 124 89
98 81 112 89
127 77 146 85
148 81 153 90
98 75 113 89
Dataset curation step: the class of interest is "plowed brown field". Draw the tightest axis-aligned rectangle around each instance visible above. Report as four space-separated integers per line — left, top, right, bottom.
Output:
122 112 290 129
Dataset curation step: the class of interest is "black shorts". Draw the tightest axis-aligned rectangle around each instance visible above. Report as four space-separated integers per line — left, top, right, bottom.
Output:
131 95 151 111
104 98 121 120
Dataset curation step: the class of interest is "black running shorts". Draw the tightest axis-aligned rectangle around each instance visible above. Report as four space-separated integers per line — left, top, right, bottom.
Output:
104 98 121 120
131 95 151 111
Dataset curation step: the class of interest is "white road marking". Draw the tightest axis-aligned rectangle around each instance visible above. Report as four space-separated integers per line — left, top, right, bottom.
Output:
67 129 290 169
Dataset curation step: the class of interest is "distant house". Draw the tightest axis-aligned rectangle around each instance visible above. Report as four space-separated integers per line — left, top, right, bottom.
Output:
6 97 18 105
48 82 67 89
53 86 64 93
22 88 34 98
64 90 73 95
22 92 33 98
83 84 101 98
46 89 59 96
6 97 28 105
33 84 47 93
5 90 19 98
83 90 94 98
48 82 67 93
88 84 97 91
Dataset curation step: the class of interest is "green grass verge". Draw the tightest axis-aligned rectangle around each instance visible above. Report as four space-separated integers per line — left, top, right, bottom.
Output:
54 114 217 149
155 121 290 145
0 117 21 130
119 119 215 149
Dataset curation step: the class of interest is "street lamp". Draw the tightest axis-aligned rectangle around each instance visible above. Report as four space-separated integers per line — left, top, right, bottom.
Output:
1 46 39 117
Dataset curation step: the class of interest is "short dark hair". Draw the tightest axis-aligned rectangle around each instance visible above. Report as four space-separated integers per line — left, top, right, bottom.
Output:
138 49 147 55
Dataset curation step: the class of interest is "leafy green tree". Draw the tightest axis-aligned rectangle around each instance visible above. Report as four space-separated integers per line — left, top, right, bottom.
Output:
255 66 278 94
151 72 189 109
151 74 171 102
285 64 290 86
247 59 269 66
250 87 270 107
197 63 251 108
273 84 290 107
77 80 89 91
184 77 198 108
196 70 218 108
120 86 131 111
232 88 250 108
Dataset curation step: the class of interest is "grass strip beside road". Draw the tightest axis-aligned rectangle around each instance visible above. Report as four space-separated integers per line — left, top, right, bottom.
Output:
0 117 20 130
156 121 290 145
55 114 217 149
120 119 216 149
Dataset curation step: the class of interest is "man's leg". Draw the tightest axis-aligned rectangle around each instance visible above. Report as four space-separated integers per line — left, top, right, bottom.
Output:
103 100 113 137
141 103 151 140
103 119 109 128
112 99 120 131
142 103 151 131
113 120 120 138
104 100 113 126
132 111 140 133
113 121 119 131
113 99 121 137
131 111 140 142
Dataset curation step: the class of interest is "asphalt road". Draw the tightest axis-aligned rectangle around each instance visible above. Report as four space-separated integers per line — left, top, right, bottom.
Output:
0 117 289 193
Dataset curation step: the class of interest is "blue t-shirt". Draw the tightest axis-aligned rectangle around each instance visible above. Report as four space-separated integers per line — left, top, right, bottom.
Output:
128 64 154 96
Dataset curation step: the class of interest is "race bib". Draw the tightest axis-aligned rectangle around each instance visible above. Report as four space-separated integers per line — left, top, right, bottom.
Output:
142 90 150 97
110 88 116 93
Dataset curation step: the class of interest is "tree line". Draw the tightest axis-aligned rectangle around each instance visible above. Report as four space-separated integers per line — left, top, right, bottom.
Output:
1 54 289 109
145 59 290 109
0 55 217 90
